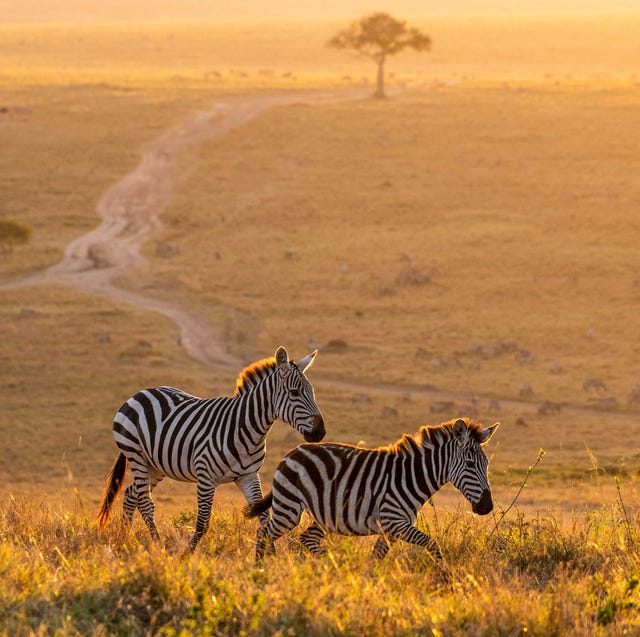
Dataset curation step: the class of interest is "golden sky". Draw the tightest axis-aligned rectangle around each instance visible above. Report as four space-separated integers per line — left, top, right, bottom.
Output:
2 0 639 22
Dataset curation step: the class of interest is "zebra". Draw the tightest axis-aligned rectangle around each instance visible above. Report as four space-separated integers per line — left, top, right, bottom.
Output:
246 417 498 561
95 345 325 551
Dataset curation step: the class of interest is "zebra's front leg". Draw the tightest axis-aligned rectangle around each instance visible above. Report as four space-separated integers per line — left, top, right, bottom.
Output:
236 473 270 525
189 481 216 552
236 474 275 557
387 521 442 560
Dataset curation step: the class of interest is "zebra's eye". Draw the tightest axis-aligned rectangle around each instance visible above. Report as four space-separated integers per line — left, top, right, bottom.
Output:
465 459 475 468
289 389 300 397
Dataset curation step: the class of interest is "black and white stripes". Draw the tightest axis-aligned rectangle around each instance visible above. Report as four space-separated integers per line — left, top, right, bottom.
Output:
246 417 498 561
96 346 325 550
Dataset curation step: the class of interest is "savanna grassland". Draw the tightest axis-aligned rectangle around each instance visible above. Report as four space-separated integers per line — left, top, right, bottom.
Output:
1 10 640 635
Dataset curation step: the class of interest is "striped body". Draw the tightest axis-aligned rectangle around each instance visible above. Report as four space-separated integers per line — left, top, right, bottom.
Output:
247 418 498 561
114 387 273 484
96 346 325 551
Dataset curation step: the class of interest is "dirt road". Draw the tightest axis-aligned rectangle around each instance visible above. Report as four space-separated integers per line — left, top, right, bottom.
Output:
2 94 327 369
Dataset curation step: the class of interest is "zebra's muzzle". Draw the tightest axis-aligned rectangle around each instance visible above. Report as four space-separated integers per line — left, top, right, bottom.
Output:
472 489 493 515
303 415 326 442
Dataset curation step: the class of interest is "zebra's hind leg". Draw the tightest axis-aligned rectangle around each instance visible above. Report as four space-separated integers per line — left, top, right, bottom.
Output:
122 484 138 527
372 534 397 560
188 480 215 552
255 500 303 562
130 467 163 542
299 522 327 555
255 523 276 561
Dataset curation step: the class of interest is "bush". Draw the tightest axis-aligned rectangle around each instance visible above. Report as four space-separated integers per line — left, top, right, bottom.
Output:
0 219 31 254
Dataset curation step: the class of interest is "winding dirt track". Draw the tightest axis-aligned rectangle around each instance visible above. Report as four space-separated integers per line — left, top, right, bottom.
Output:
2 94 318 369
1 90 630 421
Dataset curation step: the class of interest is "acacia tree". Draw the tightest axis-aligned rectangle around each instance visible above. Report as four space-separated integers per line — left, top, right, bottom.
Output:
327 12 431 98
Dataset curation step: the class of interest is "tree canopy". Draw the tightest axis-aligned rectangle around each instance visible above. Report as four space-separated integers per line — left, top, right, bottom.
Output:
328 13 431 98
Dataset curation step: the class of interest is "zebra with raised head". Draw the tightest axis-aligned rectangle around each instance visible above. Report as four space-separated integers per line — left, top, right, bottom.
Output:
246 417 498 561
96 346 325 551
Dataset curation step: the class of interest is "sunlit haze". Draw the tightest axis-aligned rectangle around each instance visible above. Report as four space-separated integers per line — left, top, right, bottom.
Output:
2 0 640 630
2 0 640 22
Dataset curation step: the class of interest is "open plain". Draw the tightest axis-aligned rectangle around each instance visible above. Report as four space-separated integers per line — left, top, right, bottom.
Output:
1 7 640 634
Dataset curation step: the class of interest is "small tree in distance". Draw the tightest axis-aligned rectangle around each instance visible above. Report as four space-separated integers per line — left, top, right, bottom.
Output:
0 219 31 254
327 12 431 98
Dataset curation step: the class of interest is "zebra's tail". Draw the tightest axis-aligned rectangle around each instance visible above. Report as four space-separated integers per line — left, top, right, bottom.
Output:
244 492 273 519
95 452 127 531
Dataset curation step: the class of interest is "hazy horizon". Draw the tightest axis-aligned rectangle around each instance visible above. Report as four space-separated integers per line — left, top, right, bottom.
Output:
2 0 640 22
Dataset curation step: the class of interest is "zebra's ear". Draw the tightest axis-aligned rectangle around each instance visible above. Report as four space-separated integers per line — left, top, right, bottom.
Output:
275 346 289 370
479 422 500 444
297 350 318 374
453 418 467 443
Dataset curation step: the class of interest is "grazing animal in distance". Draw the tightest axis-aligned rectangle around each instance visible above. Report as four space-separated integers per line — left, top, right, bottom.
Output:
96 346 325 551
246 417 498 561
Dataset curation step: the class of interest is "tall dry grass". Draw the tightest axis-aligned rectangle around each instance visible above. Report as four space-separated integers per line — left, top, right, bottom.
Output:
1 483 639 636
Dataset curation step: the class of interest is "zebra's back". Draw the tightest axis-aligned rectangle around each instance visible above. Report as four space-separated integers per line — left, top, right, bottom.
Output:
113 386 234 482
276 443 393 535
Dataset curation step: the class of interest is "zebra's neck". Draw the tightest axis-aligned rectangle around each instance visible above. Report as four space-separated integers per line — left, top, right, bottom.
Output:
231 369 278 437
395 430 450 502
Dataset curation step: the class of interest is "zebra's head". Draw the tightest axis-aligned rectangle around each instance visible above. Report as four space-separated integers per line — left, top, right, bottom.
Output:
273 346 325 443
447 418 499 515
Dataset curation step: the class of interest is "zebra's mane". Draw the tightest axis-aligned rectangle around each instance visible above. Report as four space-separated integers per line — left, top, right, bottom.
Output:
387 418 485 453
234 357 277 397
438 418 485 442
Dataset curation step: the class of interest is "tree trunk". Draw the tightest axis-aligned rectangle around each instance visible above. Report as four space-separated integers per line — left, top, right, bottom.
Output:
374 56 385 98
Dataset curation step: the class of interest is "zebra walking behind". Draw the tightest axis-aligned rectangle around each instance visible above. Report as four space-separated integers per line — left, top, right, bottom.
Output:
96 346 325 551
246 417 498 561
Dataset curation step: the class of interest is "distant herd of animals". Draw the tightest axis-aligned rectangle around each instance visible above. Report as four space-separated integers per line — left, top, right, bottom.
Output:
96 346 499 562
